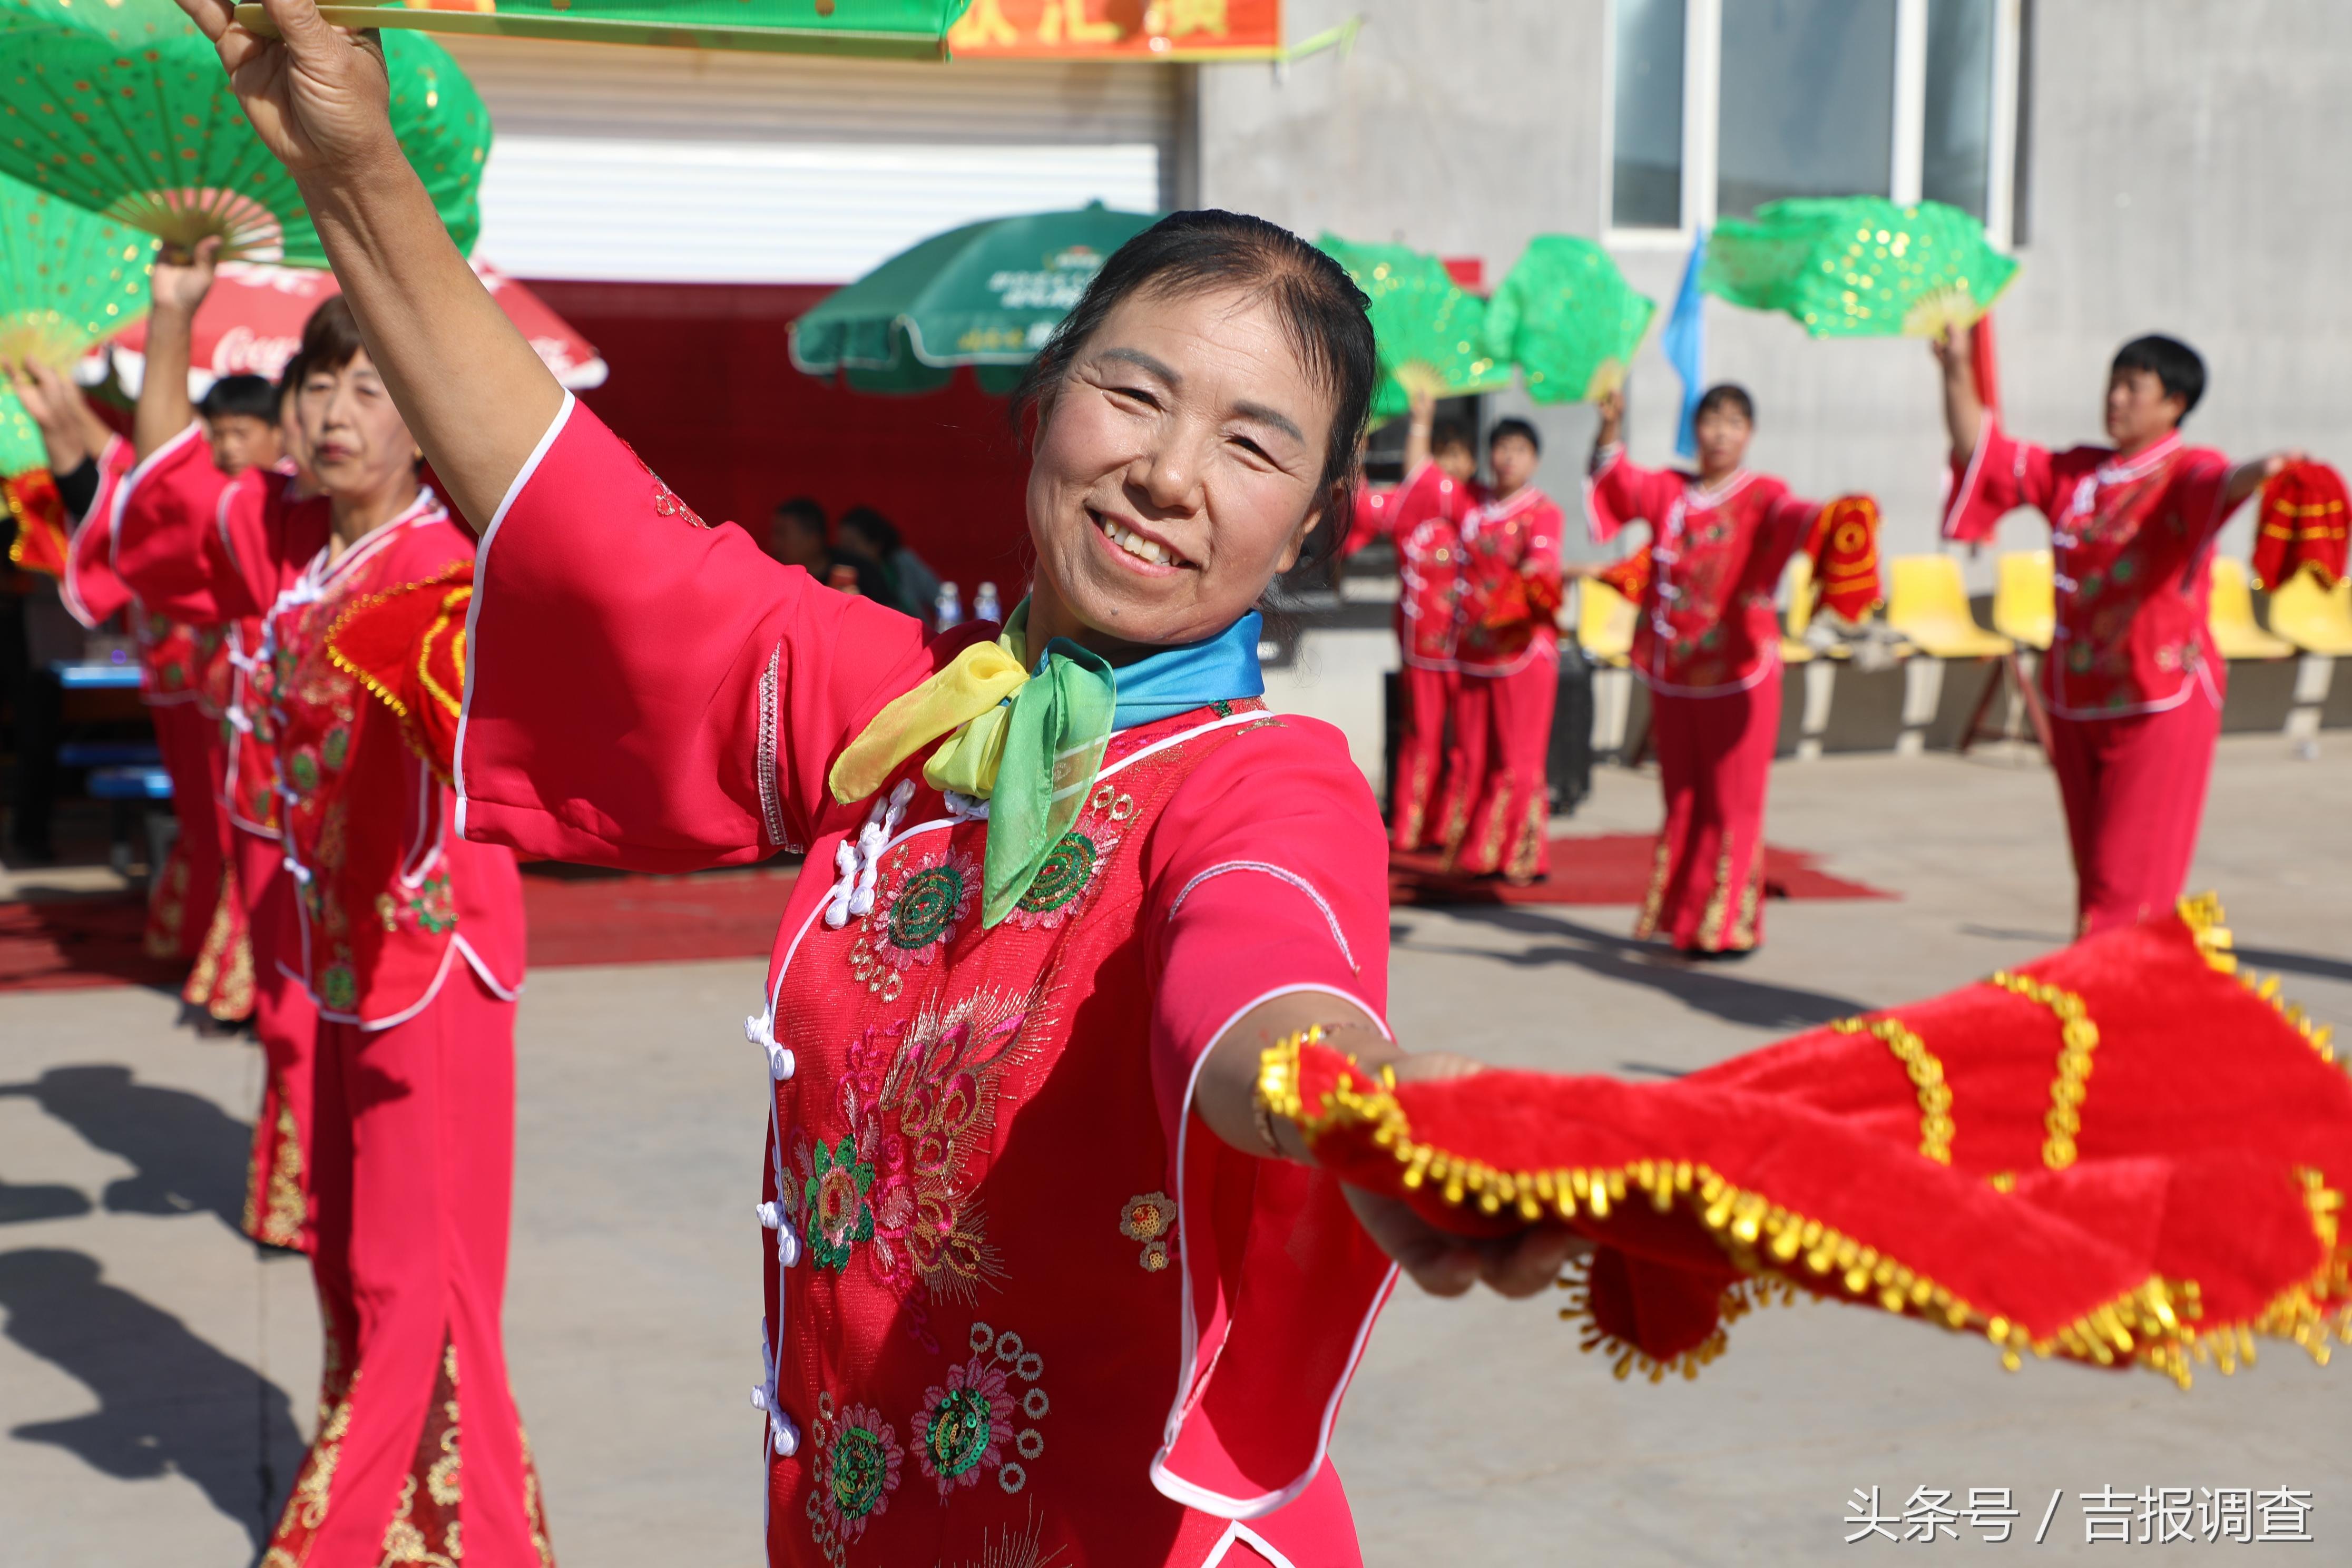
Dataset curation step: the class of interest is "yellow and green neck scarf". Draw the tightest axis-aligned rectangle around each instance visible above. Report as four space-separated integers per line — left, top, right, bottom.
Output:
828 601 1263 926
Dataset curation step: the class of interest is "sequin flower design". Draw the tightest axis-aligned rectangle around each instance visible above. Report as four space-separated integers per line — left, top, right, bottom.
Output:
805 1393 905 1564
1118 1191 1177 1272
1005 783 1133 933
911 1321 1051 1499
802 1134 877 1271
850 844 980 997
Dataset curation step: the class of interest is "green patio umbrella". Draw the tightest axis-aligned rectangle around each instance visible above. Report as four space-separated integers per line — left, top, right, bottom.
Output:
1317 235 1514 423
0 171 154 370
229 0 968 58
790 202 1158 396
1702 196 2020 339
0 0 488 265
1481 235 1656 405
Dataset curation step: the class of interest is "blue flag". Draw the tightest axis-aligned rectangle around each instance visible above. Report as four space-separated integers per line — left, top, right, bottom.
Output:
1661 227 1708 460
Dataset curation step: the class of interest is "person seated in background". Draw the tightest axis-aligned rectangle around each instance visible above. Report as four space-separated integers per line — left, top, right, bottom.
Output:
198 374 283 478
838 504 944 623
765 494 887 602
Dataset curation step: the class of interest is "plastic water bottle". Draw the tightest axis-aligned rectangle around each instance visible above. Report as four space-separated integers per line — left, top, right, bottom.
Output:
973 581 1002 625
935 582 964 629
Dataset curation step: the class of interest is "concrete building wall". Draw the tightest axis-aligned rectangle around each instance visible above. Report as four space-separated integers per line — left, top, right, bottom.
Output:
1198 0 2352 576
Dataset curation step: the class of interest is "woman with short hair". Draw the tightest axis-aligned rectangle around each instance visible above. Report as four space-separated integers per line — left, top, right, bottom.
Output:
177 4 1581 1562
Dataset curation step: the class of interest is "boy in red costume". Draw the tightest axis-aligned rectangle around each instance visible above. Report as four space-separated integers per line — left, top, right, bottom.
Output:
1344 391 1476 850
1449 418 1566 883
1582 384 1879 958
1935 329 2297 935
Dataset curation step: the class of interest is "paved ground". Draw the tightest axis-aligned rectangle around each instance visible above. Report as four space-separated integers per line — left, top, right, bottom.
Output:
3 736 2346 1565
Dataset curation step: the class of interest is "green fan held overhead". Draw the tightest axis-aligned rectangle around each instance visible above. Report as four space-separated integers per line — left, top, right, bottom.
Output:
226 0 969 59
1701 196 2018 339
0 0 488 267
792 202 1160 397
1482 236 1656 405
1317 236 1514 423
0 171 155 371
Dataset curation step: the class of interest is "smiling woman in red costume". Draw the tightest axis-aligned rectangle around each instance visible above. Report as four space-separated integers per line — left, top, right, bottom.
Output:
170 2 1589 1563
111 222 546 1560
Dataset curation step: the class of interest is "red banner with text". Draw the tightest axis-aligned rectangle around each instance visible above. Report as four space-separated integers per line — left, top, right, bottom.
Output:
950 0 1281 59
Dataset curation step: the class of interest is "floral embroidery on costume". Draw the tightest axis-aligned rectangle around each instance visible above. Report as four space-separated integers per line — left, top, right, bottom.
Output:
912 1321 1048 1500
849 842 980 996
806 1392 906 1562
379 1341 463 1566
1006 785 1132 930
377 871 458 935
803 1134 879 1271
1118 1192 1177 1272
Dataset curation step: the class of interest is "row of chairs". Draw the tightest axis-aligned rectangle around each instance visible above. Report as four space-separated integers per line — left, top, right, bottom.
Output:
1576 552 2352 665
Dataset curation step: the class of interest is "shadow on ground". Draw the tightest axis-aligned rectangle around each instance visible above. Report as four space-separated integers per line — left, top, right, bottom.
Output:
2233 944 2352 988
1403 905 1866 1034
0 1247 301 1550
0 1065 251 1236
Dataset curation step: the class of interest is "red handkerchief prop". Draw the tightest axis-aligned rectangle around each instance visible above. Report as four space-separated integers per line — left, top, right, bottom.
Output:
1592 546 1653 604
2252 461 2349 591
1806 494 1883 621
325 563 473 784
1263 898 2349 1387
4 469 71 581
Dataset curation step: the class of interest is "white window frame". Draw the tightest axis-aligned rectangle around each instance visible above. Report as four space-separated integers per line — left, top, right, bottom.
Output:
1601 0 2021 249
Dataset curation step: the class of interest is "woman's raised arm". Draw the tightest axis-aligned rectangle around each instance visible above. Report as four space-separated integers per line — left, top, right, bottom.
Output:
174 0 563 528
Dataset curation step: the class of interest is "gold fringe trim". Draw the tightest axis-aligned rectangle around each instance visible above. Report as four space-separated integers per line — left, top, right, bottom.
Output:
2178 893 2339 1070
322 572 472 788
1984 969 2100 1170
1553 1256 1805 1382
1834 1014 1953 1164
1261 1040 2352 1389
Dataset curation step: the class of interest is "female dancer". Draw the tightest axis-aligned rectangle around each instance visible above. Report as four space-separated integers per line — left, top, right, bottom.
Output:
113 231 548 1564
176 4 1581 1562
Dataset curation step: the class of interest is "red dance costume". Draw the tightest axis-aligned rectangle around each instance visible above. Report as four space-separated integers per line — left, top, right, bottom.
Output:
456 398 1397 1567
1345 460 1473 850
1449 486 1566 881
1944 426 2241 935
1587 448 1878 955
115 422 548 1566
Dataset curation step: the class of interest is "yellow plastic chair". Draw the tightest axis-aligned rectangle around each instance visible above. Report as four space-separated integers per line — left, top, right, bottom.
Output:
1886 554 2013 658
1575 575 1637 666
2267 568 2352 656
1779 554 1817 663
2207 557 2295 660
1991 551 2055 651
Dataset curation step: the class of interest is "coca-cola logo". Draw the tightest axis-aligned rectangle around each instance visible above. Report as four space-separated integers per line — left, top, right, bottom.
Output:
210 325 302 380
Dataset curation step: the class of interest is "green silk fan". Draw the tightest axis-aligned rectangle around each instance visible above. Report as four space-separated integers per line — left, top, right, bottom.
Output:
1317 235 1514 423
0 389 42 478
1482 236 1656 405
0 0 488 266
228 0 969 58
1701 196 2019 339
0 171 154 371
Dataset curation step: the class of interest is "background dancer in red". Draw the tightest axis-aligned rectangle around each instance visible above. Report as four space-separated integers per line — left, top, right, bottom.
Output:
1582 385 1880 958
1450 418 1565 883
116 240 548 1565
1935 328 2298 935
1344 389 1475 850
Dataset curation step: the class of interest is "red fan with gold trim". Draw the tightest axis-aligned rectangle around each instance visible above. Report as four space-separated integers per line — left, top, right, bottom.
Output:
4 468 71 580
1807 495 1883 621
1262 899 2349 1387
2252 461 2349 592
325 563 473 783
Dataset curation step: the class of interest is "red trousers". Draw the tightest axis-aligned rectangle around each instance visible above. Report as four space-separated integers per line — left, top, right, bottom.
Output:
1639 680 1780 953
1451 646 1559 881
144 702 223 963
2047 689 2220 937
1391 661 1463 852
236 822 317 1252
266 967 551 1566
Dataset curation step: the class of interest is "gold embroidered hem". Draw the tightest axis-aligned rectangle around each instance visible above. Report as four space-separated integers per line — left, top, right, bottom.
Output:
243 1091 307 1250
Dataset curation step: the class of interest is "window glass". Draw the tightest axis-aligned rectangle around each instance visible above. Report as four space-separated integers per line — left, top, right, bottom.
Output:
1923 0 1997 219
1611 0 1687 229
1718 0 1897 219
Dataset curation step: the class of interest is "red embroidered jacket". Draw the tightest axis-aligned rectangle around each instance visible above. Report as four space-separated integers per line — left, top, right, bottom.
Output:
1587 447 1828 697
1344 460 1471 669
1944 426 2239 720
1454 484 1565 677
113 420 522 1026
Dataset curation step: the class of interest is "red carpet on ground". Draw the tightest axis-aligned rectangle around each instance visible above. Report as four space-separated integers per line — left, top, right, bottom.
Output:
1389 832 1891 908
0 836 1886 994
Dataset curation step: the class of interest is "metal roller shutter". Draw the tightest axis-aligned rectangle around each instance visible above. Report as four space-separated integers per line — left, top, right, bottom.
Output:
443 40 1178 285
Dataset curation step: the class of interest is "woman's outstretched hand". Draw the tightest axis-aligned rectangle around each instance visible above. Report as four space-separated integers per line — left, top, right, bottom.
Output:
1340 1051 1592 1299
173 0 403 183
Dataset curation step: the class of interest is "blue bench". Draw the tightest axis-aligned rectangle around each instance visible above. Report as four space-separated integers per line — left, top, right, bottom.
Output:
87 765 174 801
59 741 164 768
47 659 144 690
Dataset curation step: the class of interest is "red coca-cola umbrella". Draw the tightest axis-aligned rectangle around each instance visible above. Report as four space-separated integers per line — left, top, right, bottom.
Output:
109 258 606 396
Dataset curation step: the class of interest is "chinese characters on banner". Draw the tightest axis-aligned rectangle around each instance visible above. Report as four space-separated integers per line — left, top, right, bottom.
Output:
950 0 1283 58
1844 1486 2317 1546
